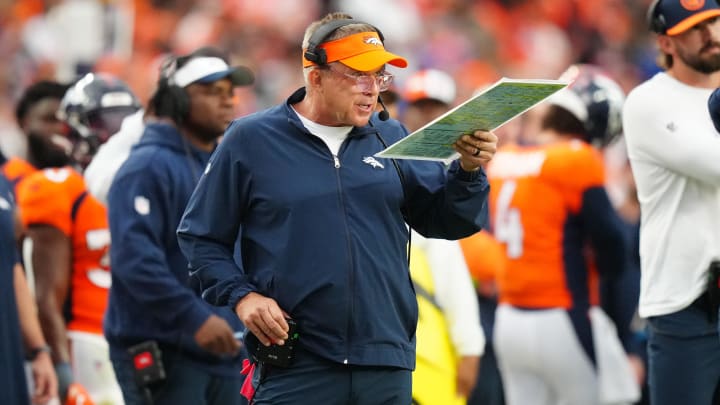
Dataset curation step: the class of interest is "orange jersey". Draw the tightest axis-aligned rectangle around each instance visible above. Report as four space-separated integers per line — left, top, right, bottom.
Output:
487 140 604 309
16 167 110 334
1 157 38 189
460 230 505 298
460 230 505 283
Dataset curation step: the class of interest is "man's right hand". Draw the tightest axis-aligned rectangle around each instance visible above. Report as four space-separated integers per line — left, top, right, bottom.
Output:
194 314 241 356
235 292 289 346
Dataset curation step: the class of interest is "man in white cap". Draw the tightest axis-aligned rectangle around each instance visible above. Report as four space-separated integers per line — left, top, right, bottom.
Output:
623 1 720 404
104 47 254 404
177 12 497 404
401 68 457 132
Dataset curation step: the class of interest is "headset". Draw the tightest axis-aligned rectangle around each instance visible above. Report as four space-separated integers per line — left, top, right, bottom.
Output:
151 56 192 125
152 55 210 183
153 46 248 126
304 18 385 66
648 0 666 34
304 18 391 120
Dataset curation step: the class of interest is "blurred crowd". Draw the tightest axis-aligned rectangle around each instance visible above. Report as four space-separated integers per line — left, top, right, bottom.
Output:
0 0 659 159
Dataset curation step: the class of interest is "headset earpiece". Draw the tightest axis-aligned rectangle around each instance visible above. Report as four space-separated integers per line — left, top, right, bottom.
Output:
648 0 666 34
153 56 191 124
167 84 190 123
305 19 355 66
304 18 385 67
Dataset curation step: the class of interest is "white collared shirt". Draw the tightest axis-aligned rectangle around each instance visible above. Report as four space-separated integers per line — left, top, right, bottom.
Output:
623 72 720 318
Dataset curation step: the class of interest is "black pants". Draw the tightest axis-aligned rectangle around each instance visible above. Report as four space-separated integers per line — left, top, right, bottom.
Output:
110 346 245 405
252 349 412 405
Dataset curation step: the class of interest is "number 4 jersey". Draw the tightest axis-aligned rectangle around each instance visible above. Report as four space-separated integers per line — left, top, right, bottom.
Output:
16 167 110 334
487 140 609 309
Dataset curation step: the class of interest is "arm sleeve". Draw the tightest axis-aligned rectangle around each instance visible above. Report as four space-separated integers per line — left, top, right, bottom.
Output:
553 146 632 345
550 146 626 279
108 166 212 335
178 124 257 309
599 249 641 353
404 160 490 240
425 236 485 356
580 186 628 279
624 91 720 185
581 186 633 338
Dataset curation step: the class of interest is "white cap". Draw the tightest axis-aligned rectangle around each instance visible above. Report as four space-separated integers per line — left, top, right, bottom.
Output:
171 56 254 88
546 88 588 122
403 69 456 105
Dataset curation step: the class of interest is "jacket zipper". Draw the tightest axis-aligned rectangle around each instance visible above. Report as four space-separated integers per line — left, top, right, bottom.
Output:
332 152 354 365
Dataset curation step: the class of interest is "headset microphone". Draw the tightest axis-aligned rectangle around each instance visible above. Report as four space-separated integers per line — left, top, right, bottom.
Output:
377 96 390 121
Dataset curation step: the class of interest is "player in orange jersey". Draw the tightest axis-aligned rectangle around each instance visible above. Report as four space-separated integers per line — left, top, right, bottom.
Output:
15 74 138 405
16 167 118 402
487 65 639 405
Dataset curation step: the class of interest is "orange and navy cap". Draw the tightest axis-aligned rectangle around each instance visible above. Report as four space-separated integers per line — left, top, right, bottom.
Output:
302 31 408 71
650 0 720 36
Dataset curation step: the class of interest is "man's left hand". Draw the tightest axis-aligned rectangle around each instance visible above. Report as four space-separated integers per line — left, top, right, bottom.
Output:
31 351 57 404
453 130 498 171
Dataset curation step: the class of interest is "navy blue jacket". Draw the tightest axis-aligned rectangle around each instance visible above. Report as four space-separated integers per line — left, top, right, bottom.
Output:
0 174 29 405
177 88 489 370
104 123 243 376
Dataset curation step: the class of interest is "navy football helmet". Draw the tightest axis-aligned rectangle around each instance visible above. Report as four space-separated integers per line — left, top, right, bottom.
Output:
552 64 626 147
58 73 141 167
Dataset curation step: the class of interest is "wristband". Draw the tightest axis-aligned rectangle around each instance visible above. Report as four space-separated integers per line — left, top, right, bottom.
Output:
26 344 52 361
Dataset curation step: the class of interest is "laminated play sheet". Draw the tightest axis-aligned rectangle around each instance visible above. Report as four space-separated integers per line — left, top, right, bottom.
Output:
375 78 568 163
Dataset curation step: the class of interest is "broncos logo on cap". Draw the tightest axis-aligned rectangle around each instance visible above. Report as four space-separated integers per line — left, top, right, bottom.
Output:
364 36 382 46
681 0 705 11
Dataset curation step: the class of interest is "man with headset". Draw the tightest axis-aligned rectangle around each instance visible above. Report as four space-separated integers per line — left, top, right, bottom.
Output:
104 47 255 404
177 12 497 404
623 1 720 404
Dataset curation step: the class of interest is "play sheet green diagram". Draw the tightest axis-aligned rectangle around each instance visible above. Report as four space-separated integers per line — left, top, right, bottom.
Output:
376 78 568 163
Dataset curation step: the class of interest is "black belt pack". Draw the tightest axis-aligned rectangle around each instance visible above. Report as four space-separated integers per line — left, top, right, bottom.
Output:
704 261 720 323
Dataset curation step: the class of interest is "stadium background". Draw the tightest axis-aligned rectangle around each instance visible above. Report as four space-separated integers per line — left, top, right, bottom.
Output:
0 0 659 156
